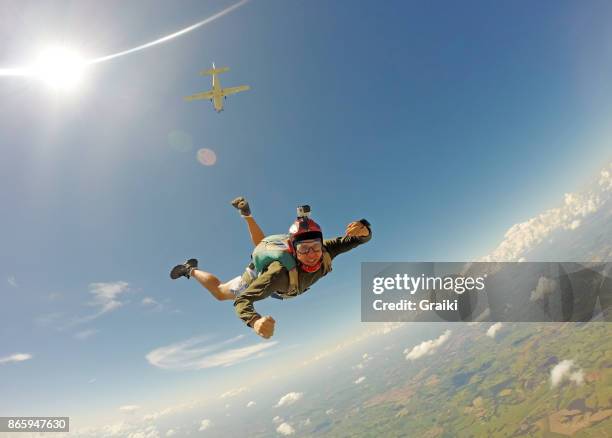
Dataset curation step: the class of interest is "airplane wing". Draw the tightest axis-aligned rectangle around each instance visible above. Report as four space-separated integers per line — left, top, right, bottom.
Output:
221 85 250 97
184 90 214 101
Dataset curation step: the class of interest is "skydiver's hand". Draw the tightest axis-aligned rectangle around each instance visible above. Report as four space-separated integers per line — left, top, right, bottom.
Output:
345 221 370 238
253 316 276 339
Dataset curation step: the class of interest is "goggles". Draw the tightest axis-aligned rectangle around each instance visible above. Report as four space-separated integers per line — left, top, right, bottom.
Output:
295 240 323 255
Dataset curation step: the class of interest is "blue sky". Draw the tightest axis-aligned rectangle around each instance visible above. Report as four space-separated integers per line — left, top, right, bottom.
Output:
1 0 612 430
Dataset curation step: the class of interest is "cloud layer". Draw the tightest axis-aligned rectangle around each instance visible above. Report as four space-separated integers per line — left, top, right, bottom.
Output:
483 162 612 261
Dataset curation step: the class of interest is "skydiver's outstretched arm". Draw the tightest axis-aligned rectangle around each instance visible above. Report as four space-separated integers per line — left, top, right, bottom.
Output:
231 196 265 247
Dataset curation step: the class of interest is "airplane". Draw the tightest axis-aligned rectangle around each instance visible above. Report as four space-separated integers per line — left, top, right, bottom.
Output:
184 63 250 112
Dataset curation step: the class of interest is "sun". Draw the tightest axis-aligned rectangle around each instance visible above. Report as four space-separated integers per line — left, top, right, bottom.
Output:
32 46 87 91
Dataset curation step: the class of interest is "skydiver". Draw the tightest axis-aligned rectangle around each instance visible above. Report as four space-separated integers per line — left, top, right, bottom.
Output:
170 197 371 339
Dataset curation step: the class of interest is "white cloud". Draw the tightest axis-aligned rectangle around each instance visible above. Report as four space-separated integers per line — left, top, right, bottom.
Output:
89 281 130 313
142 401 200 421
550 359 585 388
368 322 405 335
220 386 248 399
530 277 557 302
272 416 284 424
127 425 159 438
325 408 335 415
354 376 366 384
276 422 295 436
482 162 612 261
275 392 303 407
486 322 503 339
404 330 452 360
165 430 176 437
142 297 163 311
120 405 140 413
353 352 374 370
198 419 212 431
7 276 17 287
599 164 612 190
146 335 277 370
569 370 585 385
246 401 256 408
0 353 32 365
102 422 128 436
74 329 99 340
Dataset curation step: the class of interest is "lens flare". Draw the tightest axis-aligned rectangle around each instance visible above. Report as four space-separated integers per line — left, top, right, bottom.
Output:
196 148 217 166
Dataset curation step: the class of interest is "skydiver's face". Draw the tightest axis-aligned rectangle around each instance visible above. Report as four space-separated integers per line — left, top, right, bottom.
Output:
295 239 323 267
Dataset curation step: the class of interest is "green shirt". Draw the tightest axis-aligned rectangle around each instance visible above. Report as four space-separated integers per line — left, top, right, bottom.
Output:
233 229 372 326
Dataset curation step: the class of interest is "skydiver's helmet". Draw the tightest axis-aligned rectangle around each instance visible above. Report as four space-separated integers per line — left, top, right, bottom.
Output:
289 205 324 272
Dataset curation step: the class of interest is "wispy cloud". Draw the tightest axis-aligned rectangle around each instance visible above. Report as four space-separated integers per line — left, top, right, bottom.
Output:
404 330 452 360
550 359 585 388
220 386 248 399
486 322 503 339
146 335 277 370
277 422 295 436
119 405 140 413
482 162 612 261
34 312 64 328
7 276 17 287
275 392 303 408
0 353 32 365
246 401 256 408
74 329 99 340
354 376 366 384
142 297 163 311
143 401 201 422
64 281 131 327
89 281 130 313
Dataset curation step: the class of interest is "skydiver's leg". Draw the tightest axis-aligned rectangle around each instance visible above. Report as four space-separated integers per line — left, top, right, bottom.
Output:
190 269 236 301
231 196 265 247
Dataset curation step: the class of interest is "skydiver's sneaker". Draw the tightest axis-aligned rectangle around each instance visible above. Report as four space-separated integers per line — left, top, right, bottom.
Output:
170 258 198 280
231 196 251 217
